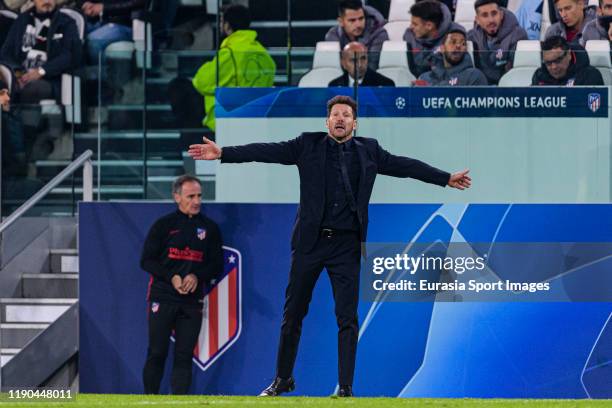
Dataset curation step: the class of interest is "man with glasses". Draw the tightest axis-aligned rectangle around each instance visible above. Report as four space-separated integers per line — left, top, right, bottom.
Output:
532 35 603 85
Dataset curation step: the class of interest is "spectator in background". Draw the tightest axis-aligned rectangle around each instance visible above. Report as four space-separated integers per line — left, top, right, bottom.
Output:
0 79 27 177
0 0 81 104
80 0 146 63
188 4 275 131
329 42 395 86
532 35 603 84
404 0 464 77
418 28 488 85
515 0 544 40
468 0 527 84
545 0 596 44
581 0 612 43
325 0 388 69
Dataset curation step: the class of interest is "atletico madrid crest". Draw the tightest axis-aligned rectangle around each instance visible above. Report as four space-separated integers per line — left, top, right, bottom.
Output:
193 246 242 371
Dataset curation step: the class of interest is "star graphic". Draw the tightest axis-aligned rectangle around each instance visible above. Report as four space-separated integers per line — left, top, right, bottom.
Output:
228 254 236 264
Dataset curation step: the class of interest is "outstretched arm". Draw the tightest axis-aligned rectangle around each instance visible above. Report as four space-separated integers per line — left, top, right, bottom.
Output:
188 135 303 165
376 143 471 190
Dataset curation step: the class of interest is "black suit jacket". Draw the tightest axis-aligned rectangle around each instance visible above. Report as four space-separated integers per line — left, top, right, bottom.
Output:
221 132 450 253
329 69 395 87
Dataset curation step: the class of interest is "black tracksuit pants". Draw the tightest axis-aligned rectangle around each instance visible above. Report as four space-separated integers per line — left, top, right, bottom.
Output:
275 231 361 386
143 302 202 394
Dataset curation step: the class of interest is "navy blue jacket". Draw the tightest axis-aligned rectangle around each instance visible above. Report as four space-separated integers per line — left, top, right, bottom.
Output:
221 132 450 253
0 10 81 78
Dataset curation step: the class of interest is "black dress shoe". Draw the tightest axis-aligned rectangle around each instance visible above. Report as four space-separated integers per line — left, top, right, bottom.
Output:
336 385 353 397
259 377 296 396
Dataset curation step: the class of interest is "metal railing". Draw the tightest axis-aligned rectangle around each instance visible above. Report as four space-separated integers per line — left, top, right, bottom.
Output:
0 149 94 234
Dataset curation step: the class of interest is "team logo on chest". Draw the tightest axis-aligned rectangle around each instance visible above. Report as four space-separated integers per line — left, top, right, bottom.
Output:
197 228 207 240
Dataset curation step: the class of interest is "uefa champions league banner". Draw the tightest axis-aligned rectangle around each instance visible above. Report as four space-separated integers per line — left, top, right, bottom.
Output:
79 203 612 398
215 87 608 118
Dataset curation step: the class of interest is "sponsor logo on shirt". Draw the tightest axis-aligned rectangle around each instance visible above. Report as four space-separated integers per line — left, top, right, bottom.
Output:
168 247 204 262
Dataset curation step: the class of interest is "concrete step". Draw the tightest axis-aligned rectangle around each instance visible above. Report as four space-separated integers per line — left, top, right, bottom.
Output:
0 323 48 348
50 249 78 274
1 348 20 367
0 299 77 323
21 274 78 299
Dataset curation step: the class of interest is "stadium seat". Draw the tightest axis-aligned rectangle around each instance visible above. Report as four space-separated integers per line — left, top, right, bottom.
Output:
104 19 152 69
298 41 343 87
540 0 552 40
498 40 541 86
376 41 415 86
0 9 17 19
585 40 612 85
58 8 85 124
59 8 85 40
384 0 413 40
455 0 476 31
388 0 414 21
467 40 475 64
0 63 14 93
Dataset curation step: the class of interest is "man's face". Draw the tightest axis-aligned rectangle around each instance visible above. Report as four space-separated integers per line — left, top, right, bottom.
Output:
542 47 572 79
599 0 612 15
442 32 467 65
34 0 56 13
174 181 202 216
475 3 504 36
339 8 366 40
326 103 356 142
341 50 368 80
556 0 584 28
410 16 435 39
0 89 9 112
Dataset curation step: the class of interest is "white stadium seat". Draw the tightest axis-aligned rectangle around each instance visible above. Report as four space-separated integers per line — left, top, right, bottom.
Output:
298 41 343 87
540 0 552 40
455 0 477 31
388 0 415 21
377 41 415 86
385 0 413 40
498 40 541 86
585 40 612 85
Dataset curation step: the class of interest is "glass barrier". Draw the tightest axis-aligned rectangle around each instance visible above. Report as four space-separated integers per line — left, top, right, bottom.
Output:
1 73 83 217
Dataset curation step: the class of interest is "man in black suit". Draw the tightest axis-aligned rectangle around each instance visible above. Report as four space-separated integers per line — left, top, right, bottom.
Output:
188 95 471 397
329 42 395 87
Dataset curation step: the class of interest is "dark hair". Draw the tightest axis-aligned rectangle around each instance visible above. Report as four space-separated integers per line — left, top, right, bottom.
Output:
444 27 467 41
327 95 357 118
338 0 364 15
553 0 580 4
222 4 251 31
410 0 443 28
173 175 202 195
474 0 500 11
0 79 7 91
541 35 570 52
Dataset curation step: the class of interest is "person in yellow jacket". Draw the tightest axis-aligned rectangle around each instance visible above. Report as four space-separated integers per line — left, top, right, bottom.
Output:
192 4 276 131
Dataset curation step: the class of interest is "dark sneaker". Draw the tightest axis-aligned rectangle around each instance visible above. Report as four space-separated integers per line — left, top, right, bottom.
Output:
259 377 296 396
335 385 353 397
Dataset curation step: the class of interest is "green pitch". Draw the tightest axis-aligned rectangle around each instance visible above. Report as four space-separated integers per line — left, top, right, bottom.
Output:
1 394 611 408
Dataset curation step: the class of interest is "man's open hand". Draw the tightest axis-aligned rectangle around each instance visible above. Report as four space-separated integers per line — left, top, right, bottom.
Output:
448 169 471 190
188 137 222 160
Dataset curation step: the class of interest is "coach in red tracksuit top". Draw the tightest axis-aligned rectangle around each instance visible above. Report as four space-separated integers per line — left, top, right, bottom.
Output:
140 175 223 395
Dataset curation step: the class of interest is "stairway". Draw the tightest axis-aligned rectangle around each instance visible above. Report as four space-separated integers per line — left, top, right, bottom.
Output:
1 249 78 369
